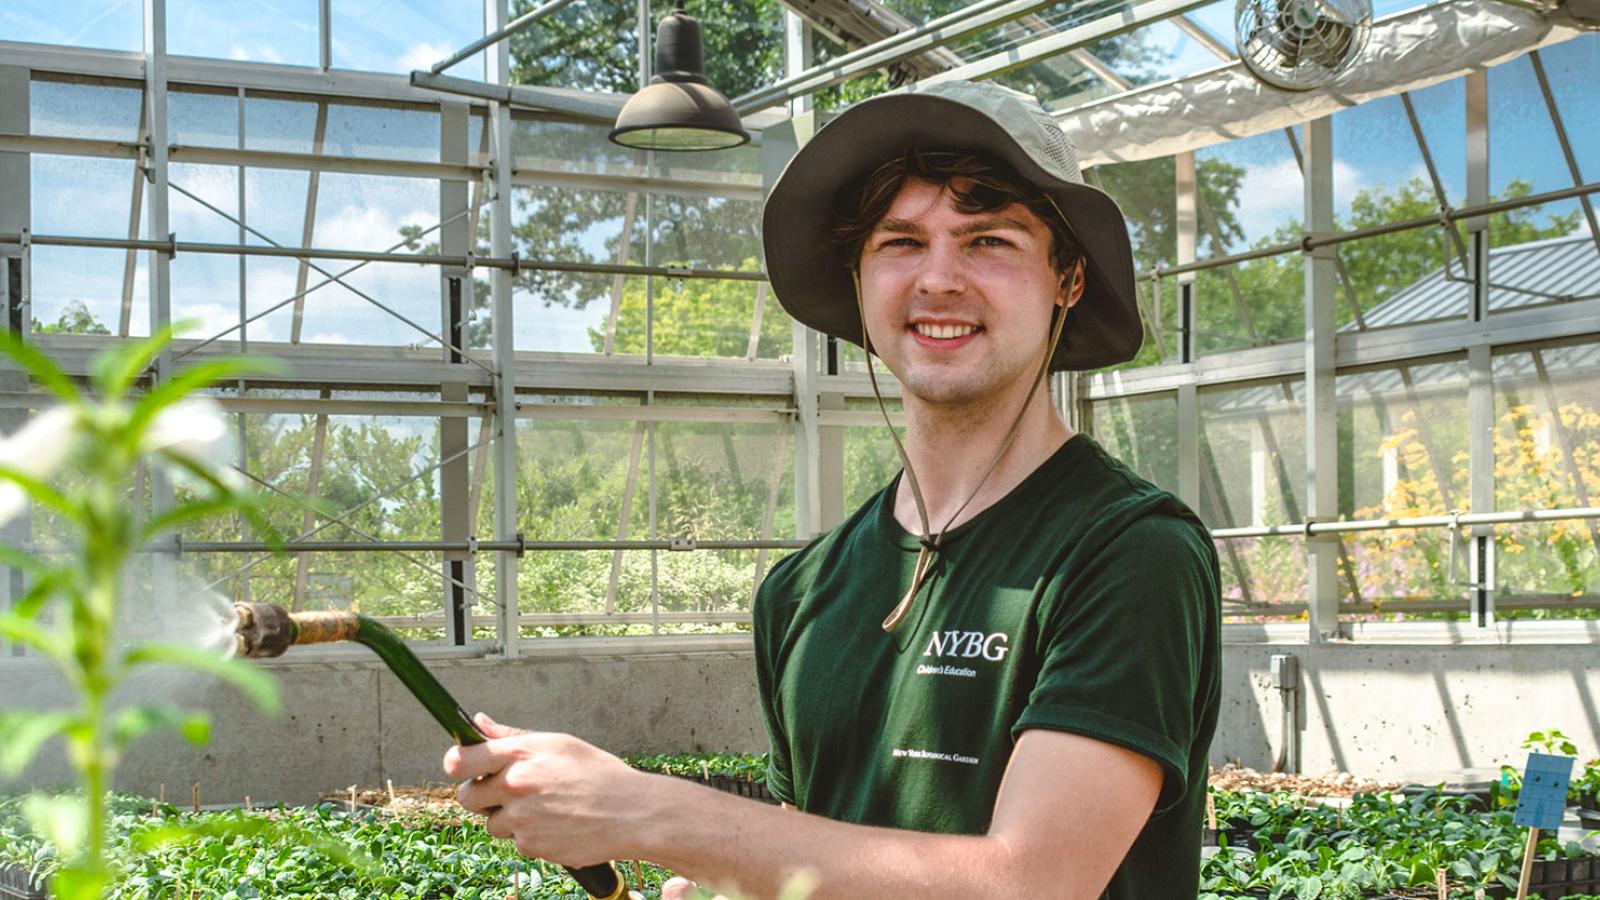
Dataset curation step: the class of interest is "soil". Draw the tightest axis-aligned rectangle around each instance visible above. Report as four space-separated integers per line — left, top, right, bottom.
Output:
1208 763 1402 797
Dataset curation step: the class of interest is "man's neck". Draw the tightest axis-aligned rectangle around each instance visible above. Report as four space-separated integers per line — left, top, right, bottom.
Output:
891 384 1073 537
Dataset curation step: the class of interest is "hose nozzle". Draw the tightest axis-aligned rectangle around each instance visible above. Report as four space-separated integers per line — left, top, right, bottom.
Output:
233 603 360 658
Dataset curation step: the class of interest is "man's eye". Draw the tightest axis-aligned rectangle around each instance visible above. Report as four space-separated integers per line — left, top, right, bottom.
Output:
878 237 918 249
973 235 1012 248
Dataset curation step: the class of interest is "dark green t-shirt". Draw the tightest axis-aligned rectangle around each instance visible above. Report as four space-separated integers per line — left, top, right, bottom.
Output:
753 434 1221 898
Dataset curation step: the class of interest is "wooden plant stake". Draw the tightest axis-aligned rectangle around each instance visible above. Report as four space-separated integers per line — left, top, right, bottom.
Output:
387 778 397 806
244 795 252 811
1435 866 1447 900
1514 826 1539 900
348 784 357 814
159 784 165 804
192 783 200 813
1206 792 1217 831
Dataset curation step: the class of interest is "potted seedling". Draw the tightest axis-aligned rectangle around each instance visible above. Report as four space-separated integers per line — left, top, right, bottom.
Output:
0 330 282 898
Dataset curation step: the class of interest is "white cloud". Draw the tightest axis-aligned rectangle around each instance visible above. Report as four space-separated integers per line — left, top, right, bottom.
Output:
397 42 454 73
1234 158 1367 244
228 45 284 64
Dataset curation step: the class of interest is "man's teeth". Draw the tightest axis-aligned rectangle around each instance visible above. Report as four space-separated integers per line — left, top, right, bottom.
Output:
914 323 977 340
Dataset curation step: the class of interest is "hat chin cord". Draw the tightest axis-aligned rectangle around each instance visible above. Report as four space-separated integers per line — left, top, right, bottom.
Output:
852 269 1071 633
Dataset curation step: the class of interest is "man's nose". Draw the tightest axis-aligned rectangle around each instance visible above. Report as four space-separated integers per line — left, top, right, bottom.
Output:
913 240 967 296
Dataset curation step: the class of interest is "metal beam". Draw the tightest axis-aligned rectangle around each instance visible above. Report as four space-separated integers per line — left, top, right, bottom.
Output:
486 0 520 658
289 101 328 345
1529 50 1600 257
1302 116 1339 642
734 0 1060 114
428 0 580 76
409 70 624 126
1171 13 1233 60
912 0 1213 88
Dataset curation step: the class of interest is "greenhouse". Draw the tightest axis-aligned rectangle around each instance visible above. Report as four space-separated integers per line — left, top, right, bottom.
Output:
0 0 1598 897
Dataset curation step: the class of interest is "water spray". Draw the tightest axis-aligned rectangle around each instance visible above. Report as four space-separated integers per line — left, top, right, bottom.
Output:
232 603 632 900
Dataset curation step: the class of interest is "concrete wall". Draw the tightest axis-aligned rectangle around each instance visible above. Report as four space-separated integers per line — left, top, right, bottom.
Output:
4 626 1598 804
1 644 765 805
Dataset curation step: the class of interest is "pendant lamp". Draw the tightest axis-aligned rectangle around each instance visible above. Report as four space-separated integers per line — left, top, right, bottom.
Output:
609 5 750 151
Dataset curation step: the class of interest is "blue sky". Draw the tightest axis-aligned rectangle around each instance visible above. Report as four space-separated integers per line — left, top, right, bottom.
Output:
5 2 1597 350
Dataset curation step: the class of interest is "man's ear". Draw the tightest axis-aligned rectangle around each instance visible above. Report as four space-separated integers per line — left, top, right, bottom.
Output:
1059 260 1087 309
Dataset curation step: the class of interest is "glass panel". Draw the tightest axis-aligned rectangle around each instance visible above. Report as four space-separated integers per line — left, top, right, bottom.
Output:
32 156 136 240
30 247 135 336
1198 380 1306 529
2 0 142 51
1197 129 1300 254
647 194 763 271
1087 156 1176 370
512 116 639 176
655 549 761 634
506 0 639 93
1491 342 1600 616
514 272 638 354
515 417 644 540
1538 35 1599 182
30 78 144 141
331 0 483 76
1087 392 1179 493
1335 230 1469 330
844 425 904 514
323 102 440 163
1329 92 1470 330
168 0 319 66
170 163 243 336
1337 359 1469 612
647 279 788 361
1194 256 1303 354
246 94 322 155
170 88 240 149
656 420 792 540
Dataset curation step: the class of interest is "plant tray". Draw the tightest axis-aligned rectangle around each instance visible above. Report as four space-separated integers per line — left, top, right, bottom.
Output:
0 863 45 900
666 772 779 805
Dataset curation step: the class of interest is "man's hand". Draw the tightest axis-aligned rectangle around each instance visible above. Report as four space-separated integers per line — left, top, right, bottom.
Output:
443 712 646 868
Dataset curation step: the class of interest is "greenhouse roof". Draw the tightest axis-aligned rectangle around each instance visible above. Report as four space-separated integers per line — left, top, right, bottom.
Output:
1356 233 1600 329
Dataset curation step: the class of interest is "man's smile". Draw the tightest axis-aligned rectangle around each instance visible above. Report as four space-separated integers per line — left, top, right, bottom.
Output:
909 320 984 345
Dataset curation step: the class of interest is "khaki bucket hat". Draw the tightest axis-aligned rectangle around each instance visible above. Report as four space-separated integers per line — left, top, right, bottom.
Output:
762 80 1142 371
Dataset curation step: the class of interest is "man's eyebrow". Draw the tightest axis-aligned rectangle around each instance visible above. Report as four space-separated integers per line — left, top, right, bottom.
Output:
871 217 922 235
951 215 1036 236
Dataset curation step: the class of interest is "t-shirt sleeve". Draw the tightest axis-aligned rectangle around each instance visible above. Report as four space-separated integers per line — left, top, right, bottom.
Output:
753 581 797 806
1011 511 1217 815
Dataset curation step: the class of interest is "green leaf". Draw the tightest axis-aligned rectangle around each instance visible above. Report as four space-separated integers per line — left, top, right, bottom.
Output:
46 863 110 900
0 330 81 404
126 357 283 437
7 567 69 621
0 711 76 775
0 610 65 660
21 793 88 859
140 495 257 543
0 464 80 522
122 642 281 716
112 705 213 750
0 541 47 575
91 324 176 400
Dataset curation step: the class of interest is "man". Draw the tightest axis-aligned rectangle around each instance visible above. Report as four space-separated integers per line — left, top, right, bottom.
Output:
446 80 1221 899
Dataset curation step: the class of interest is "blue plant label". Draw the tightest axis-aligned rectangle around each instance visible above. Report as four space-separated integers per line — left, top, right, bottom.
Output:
1514 752 1574 831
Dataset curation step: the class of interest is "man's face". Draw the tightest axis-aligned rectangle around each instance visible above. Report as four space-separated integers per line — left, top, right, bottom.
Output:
857 176 1081 410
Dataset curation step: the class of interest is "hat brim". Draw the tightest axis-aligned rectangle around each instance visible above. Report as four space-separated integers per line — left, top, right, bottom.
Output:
763 93 1142 372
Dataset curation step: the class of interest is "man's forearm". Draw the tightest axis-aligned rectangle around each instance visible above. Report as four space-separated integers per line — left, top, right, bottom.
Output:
626 773 1064 900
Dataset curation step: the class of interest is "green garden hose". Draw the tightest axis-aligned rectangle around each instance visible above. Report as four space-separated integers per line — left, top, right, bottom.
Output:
233 603 629 900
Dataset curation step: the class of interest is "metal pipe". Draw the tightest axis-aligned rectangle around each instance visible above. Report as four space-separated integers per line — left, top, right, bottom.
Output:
162 538 814 552
428 0 580 76
731 0 1057 114
0 231 766 281
1211 506 1600 540
1137 180 1600 282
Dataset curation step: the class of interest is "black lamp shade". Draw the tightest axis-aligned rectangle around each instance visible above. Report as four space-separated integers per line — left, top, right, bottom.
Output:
609 9 750 151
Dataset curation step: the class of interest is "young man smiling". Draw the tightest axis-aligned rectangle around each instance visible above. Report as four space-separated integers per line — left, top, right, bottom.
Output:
445 81 1221 899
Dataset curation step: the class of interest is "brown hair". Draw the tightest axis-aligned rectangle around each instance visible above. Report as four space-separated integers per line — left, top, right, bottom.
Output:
828 148 1086 275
